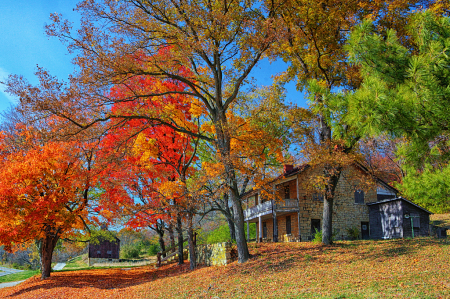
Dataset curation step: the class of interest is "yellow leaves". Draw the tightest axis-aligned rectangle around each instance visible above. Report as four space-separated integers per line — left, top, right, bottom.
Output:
158 180 185 198
189 97 207 118
202 161 225 178
133 133 159 162
201 122 215 133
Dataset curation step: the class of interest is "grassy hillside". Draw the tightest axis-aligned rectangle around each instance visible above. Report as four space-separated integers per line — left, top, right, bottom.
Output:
0 238 448 298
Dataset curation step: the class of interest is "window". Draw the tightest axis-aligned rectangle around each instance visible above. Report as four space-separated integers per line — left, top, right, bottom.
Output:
354 189 364 204
412 214 420 228
263 222 267 238
286 216 291 235
284 185 290 199
312 193 323 201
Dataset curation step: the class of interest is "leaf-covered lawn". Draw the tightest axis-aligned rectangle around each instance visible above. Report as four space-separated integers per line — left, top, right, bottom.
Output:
1 238 449 298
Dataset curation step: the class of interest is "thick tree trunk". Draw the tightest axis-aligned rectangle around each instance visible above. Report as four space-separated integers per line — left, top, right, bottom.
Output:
215 119 249 263
155 222 166 258
187 213 197 270
36 227 60 279
230 191 250 263
322 168 341 245
318 107 337 246
225 204 236 242
168 222 176 253
176 214 184 265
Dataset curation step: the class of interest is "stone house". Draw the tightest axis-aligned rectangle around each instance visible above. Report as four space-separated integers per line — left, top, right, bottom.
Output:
242 164 401 242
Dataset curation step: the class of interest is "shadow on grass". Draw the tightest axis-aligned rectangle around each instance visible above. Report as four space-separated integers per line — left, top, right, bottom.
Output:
5 262 194 298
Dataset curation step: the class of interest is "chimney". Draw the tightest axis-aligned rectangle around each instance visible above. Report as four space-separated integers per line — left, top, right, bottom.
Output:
283 164 294 174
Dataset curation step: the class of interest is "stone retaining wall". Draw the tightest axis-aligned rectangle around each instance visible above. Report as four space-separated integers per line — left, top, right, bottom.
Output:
196 242 232 266
88 257 120 266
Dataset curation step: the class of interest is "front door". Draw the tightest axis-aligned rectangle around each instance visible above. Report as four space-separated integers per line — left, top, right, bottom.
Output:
361 222 370 239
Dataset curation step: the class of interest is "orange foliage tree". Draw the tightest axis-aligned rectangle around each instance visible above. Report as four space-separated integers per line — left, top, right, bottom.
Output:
0 124 96 279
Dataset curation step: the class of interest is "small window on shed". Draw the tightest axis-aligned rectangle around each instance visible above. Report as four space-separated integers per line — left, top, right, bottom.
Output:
412 214 420 228
354 189 364 204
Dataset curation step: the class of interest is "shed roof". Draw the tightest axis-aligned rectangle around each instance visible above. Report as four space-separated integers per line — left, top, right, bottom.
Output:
367 196 432 214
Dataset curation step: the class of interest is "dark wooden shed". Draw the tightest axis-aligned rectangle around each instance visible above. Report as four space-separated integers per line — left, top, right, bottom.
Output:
367 197 432 239
88 236 120 259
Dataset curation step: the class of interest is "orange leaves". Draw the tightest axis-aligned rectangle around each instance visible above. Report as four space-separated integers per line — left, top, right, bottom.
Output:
0 239 448 298
0 135 92 251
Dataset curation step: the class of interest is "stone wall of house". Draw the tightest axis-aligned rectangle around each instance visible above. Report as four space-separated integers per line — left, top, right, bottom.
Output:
256 167 379 241
196 242 232 266
88 257 120 266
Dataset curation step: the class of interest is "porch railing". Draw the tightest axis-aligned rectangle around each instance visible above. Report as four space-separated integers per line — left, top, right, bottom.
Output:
244 199 299 221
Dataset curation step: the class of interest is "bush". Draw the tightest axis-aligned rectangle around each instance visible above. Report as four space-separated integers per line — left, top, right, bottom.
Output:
148 244 160 256
121 244 140 259
206 223 256 244
313 229 338 244
346 227 360 240
312 228 322 244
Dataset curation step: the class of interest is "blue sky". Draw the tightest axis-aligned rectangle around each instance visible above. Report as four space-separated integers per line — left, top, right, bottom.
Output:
0 1 307 114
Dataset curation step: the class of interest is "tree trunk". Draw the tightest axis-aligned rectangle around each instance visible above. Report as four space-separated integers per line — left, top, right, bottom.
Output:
225 204 236 242
36 227 60 279
155 221 166 258
176 213 184 265
230 190 250 263
215 119 249 263
168 222 176 253
187 212 197 270
322 167 342 245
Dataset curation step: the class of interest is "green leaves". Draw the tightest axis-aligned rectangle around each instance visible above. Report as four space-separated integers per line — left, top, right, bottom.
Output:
346 11 450 162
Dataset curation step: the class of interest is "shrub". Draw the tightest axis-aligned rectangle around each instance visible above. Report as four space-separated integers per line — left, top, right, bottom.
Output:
346 227 360 240
206 223 257 244
313 228 322 244
313 229 338 244
121 244 140 259
148 244 160 256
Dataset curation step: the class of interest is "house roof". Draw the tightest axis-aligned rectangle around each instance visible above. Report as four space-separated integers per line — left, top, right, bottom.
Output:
366 196 432 214
241 162 399 201
353 162 399 195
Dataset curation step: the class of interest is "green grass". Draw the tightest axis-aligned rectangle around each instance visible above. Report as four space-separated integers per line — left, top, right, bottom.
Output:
64 255 88 269
0 270 39 283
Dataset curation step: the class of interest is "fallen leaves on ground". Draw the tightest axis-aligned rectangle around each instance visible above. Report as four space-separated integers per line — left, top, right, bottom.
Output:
0 238 449 298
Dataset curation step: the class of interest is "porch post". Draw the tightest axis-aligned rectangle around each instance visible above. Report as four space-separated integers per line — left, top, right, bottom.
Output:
258 216 262 242
273 210 278 242
297 176 301 241
247 221 250 242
